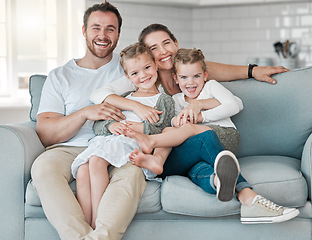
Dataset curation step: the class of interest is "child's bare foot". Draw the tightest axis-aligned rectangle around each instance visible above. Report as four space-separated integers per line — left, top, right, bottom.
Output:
129 148 163 175
125 129 154 154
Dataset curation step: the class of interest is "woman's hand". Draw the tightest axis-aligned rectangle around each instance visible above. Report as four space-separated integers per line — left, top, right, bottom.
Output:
133 103 163 123
253 66 289 85
125 121 144 133
109 122 128 135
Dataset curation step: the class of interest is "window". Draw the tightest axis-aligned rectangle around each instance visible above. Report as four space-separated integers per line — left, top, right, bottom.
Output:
0 0 7 95
0 0 85 106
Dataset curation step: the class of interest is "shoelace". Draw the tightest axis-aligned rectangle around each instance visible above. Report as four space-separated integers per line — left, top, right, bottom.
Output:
253 195 282 211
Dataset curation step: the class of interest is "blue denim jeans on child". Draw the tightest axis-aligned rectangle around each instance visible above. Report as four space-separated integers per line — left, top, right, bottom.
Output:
160 130 251 194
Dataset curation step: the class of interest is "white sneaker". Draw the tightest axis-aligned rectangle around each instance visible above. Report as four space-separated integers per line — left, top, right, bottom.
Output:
241 195 300 224
214 150 240 202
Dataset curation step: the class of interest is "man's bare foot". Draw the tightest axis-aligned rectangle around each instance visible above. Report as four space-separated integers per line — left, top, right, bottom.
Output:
129 148 163 175
125 129 154 154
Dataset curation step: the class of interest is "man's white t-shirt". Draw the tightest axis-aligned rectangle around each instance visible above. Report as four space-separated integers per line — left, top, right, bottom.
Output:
37 53 124 147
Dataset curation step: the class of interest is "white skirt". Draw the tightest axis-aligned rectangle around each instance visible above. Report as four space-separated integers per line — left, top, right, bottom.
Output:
71 135 161 182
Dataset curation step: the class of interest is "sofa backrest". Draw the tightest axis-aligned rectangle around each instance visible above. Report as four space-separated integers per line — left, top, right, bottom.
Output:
29 67 312 159
29 74 47 122
222 66 312 159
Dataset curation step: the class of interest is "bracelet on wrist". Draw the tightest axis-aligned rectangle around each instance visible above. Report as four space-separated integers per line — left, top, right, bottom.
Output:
248 64 258 78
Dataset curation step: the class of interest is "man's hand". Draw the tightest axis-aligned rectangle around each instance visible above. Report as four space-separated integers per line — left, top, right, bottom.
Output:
37 102 125 147
84 102 126 122
252 66 289 85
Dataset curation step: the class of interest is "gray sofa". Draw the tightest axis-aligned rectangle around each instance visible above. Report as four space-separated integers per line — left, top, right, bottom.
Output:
1 66 312 240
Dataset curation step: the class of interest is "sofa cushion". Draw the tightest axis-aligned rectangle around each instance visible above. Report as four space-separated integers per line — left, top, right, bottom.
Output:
161 155 307 217
29 75 47 122
238 155 307 206
161 176 241 217
221 66 312 159
26 180 162 214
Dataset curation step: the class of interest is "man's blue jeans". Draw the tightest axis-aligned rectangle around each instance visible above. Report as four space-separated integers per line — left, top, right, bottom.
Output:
159 130 251 194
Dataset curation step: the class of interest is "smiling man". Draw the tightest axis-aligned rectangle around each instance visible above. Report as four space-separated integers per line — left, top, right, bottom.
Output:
31 2 146 240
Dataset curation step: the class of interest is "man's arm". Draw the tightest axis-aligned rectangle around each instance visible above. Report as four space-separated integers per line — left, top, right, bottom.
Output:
206 61 289 84
37 102 125 147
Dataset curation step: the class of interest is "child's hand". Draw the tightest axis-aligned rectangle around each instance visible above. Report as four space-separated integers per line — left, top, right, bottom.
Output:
173 112 203 127
176 98 220 125
109 122 128 135
176 102 200 126
171 117 180 127
197 112 203 123
133 103 163 123
172 116 190 127
125 121 144 133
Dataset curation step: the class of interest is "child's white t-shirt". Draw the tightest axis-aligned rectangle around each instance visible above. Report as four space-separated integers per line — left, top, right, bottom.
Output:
37 53 124 147
172 80 243 129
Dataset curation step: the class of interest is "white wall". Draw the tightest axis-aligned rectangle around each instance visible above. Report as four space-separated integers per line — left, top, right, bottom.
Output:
106 0 312 67
192 2 312 67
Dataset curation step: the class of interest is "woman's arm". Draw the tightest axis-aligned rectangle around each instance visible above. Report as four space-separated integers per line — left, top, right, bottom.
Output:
90 76 136 104
90 76 162 123
206 61 289 84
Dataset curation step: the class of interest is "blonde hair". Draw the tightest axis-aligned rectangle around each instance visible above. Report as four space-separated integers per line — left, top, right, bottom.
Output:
120 42 155 74
173 48 207 74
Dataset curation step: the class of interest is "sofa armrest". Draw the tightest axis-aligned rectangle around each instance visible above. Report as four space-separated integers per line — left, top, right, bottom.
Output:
301 133 312 201
0 121 45 240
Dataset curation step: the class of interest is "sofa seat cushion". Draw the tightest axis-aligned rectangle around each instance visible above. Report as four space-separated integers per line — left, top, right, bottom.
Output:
25 180 162 217
161 155 307 217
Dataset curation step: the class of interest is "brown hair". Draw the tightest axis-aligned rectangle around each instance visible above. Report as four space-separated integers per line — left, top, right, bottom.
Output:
173 48 207 74
120 42 155 74
83 1 122 33
139 23 177 44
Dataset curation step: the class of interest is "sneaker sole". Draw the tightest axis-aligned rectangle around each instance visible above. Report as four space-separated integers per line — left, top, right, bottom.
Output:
214 150 240 202
241 208 300 224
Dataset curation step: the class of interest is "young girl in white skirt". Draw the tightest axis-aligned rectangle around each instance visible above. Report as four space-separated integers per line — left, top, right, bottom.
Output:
71 42 174 229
